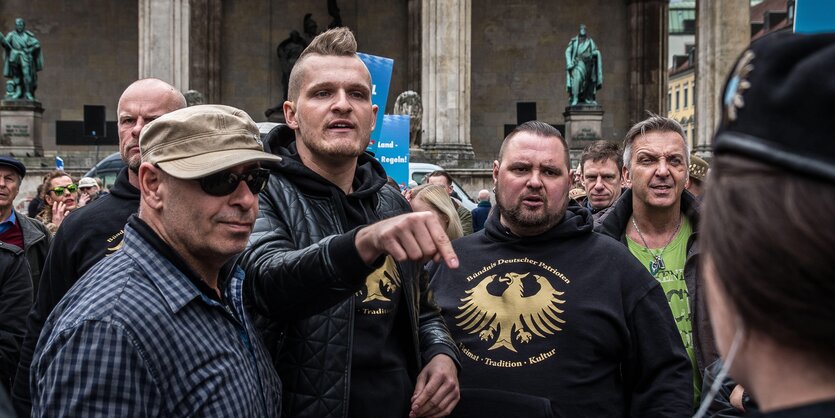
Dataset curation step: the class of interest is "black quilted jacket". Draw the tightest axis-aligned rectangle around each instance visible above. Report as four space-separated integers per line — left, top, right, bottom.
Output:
240 137 459 418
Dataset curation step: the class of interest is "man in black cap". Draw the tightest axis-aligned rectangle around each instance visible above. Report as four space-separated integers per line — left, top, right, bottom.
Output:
0 156 40 391
0 156 50 293
697 32 835 417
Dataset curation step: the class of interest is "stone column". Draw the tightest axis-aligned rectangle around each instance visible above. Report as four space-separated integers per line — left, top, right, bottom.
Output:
627 0 668 125
139 0 190 91
696 0 750 153
407 0 422 93
420 0 474 166
189 0 222 103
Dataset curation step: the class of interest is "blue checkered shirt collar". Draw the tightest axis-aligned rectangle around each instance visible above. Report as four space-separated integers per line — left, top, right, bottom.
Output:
121 220 237 314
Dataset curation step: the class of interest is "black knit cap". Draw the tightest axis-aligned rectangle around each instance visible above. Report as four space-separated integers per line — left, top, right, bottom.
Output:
713 31 835 182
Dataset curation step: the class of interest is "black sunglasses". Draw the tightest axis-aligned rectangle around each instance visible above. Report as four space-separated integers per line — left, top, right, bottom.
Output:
198 168 270 197
51 184 78 196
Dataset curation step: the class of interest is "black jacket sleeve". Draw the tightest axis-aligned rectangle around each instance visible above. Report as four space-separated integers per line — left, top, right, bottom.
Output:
240 180 379 321
0 244 33 391
414 263 460 369
623 283 694 417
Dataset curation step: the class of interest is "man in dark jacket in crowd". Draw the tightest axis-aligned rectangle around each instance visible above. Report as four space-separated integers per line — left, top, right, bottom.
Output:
579 140 624 221
429 121 692 417
596 115 717 406
0 157 50 296
240 27 460 418
470 189 491 232
11 78 186 416
0 239 31 392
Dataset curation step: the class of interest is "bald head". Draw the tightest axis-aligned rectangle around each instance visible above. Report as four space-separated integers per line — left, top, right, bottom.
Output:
117 78 187 171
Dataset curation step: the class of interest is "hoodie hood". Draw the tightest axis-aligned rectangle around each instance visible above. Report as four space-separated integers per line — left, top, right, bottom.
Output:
483 202 594 244
270 140 388 229
109 167 140 201
271 141 387 199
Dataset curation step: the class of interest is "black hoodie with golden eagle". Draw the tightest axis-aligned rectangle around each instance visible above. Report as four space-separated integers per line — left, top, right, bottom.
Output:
429 204 693 417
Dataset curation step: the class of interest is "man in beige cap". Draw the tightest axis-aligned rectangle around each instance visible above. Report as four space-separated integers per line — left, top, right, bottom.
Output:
76 176 101 207
12 78 186 416
31 105 282 417
686 154 709 198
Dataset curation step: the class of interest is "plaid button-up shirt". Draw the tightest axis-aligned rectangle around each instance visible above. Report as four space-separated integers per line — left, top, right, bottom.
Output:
31 222 281 417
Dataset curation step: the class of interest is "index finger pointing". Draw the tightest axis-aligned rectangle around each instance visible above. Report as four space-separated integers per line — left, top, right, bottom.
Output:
426 217 459 269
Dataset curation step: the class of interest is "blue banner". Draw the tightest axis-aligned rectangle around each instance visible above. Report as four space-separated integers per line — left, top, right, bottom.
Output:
357 52 394 153
374 115 410 189
794 0 835 34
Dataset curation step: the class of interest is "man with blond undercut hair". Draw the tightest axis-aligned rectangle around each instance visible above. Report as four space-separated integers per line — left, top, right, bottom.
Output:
241 27 460 418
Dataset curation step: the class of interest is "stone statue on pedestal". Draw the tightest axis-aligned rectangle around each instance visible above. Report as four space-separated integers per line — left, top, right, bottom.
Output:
565 24 602 107
1 18 43 100
393 91 423 149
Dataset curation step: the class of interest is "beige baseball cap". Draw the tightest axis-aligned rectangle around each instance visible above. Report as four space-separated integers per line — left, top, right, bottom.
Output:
140 104 281 179
78 177 98 188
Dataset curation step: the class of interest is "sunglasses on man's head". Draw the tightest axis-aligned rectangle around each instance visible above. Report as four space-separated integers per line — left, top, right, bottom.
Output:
51 184 77 196
198 168 270 197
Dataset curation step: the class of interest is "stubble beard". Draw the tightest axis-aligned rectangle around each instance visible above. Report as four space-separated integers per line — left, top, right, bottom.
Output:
495 184 565 234
298 119 370 161
128 156 141 173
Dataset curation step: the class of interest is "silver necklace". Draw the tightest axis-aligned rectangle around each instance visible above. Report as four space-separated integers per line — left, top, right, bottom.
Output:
631 215 681 275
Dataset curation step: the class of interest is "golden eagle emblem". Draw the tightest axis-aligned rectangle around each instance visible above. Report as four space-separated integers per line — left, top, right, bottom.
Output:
362 256 401 302
456 272 566 352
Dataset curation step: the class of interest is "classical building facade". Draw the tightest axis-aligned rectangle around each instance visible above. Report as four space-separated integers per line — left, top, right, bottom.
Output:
1 0 672 165
667 45 695 150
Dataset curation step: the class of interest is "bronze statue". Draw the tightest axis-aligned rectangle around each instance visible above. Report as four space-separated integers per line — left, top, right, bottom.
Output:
277 31 306 103
565 24 602 107
1 18 43 100
265 14 321 118
265 3 342 119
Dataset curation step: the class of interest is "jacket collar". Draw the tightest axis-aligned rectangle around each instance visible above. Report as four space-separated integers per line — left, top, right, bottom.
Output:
121 220 242 314
14 209 47 248
596 188 701 241
0 240 23 255
484 203 594 244
109 167 140 201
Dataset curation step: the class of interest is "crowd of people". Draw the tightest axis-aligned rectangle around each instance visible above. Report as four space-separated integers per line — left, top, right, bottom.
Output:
0 27 833 418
